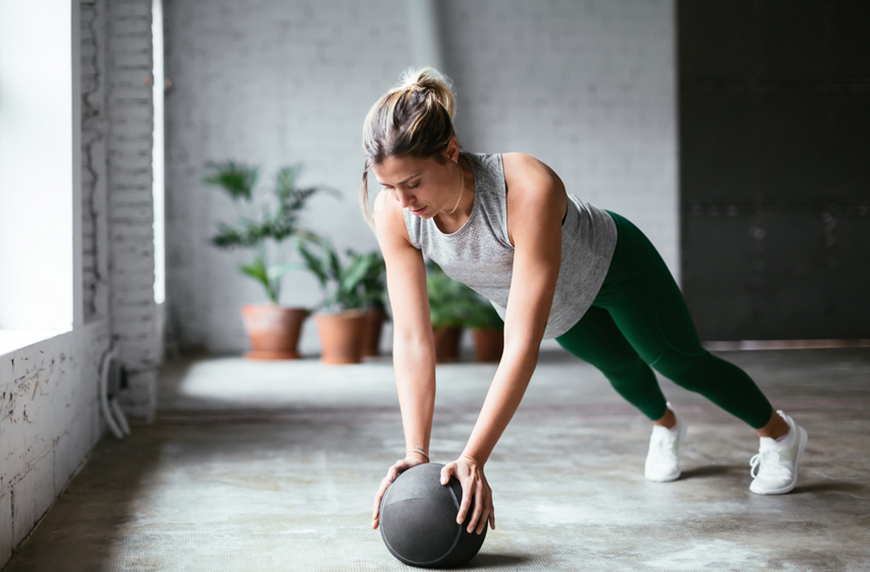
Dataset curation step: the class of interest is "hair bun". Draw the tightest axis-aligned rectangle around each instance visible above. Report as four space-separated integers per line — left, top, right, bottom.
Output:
395 67 456 120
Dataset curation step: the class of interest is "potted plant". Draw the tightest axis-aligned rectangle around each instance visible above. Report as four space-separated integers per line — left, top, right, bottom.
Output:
426 262 477 363
204 161 330 360
465 296 504 362
358 252 389 358
298 238 385 364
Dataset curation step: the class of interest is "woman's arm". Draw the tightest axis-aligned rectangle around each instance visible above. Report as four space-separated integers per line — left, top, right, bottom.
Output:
441 152 566 534
371 189 437 530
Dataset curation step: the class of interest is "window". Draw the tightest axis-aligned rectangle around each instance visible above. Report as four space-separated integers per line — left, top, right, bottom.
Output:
152 0 165 305
0 0 79 353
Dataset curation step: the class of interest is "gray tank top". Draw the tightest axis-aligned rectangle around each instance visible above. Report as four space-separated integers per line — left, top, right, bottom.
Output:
404 152 617 339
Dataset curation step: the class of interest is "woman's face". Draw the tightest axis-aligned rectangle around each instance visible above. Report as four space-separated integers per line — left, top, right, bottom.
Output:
371 145 460 220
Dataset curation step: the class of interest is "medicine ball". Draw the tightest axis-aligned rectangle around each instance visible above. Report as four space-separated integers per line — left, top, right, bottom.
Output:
379 463 487 568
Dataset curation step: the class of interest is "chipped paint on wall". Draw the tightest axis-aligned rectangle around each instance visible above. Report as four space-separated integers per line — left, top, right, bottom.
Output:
0 322 109 564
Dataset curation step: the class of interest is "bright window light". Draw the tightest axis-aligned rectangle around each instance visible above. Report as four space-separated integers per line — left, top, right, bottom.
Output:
0 0 75 335
152 0 165 305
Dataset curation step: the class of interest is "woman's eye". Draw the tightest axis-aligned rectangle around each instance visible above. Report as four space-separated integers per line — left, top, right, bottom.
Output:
406 181 420 189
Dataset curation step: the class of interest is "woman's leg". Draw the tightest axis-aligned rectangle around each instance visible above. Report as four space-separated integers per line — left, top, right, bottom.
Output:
555 305 688 482
594 212 775 430
556 306 669 422
560 211 806 492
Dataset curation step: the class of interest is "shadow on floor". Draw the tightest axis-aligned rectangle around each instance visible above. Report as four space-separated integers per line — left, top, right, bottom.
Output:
461 553 535 569
793 481 865 495
680 464 745 480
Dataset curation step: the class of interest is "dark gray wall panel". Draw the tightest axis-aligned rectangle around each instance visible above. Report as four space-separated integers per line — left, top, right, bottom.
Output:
679 0 870 340
683 210 870 340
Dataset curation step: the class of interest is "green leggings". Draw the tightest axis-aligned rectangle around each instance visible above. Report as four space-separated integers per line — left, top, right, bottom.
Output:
555 212 773 429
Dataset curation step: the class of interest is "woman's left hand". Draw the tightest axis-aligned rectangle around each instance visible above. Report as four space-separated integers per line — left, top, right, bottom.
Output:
440 455 495 535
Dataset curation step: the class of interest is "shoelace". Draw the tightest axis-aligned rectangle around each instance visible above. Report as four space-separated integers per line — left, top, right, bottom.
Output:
749 449 787 478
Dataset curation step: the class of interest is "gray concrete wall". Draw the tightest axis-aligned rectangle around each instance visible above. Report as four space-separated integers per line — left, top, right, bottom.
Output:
163 0 410 355
679 0 870 340
443 0 678 274
2 0 162 566
163 0 678 355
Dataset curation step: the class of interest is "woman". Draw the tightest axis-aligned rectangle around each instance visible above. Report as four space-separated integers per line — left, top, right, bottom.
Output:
363 68 808 537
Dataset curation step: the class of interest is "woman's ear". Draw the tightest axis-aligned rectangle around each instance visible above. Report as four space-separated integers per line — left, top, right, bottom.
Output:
445 136 461 163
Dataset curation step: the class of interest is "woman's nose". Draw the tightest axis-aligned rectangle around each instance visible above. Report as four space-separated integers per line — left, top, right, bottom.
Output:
396 190 414 208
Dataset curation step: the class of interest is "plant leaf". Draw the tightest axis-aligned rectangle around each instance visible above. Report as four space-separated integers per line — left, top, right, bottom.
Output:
297 243 329 288
341 253 376 293
203 161 259 201
267 262 304 281
275 165 302 203
239 255 278 303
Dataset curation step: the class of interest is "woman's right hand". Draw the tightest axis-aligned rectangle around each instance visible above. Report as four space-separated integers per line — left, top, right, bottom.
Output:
372 453 429 530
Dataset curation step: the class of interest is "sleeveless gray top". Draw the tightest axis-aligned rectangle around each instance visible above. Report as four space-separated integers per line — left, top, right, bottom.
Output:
404 152 617 339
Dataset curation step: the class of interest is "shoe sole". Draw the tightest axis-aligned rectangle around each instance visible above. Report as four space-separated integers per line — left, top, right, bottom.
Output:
646 471 681 483
750 425 808 495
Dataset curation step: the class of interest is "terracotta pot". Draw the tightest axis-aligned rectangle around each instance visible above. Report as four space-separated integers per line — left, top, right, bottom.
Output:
315 309 366 364
433 326 462 363
241 305 309 360
361 307 387 357
472 328 504 362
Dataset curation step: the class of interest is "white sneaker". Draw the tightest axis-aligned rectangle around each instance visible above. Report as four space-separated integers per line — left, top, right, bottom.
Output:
749 410 808 495
644 410 687 482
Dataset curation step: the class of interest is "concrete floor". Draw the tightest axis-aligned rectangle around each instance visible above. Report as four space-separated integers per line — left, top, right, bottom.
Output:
4 347 870 571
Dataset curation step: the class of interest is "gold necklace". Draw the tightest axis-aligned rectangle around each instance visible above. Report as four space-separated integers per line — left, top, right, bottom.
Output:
446 161 465 215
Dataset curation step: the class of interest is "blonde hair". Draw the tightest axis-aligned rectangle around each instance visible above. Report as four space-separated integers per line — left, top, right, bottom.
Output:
359 67 458 228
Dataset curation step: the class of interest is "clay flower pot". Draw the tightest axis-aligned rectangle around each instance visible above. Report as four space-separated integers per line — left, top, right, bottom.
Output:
315 309 366 364
361 307 387 357
241 305 309 360
433 326 462 363
472 328 504 362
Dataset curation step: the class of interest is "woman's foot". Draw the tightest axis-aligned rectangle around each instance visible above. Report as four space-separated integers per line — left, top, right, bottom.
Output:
749 411 807 495
645 409 687 482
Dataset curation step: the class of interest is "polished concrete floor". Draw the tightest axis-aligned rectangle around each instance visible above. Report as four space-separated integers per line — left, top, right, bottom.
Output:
4 347 870 571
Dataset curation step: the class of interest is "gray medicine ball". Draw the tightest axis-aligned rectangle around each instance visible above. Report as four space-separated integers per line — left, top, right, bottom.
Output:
379 463 487 568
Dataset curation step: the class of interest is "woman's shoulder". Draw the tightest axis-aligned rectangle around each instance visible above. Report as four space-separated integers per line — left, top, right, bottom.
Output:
463 151 548 187
461 150 534 162
501 153 563 195
500 153 568 237
501 152 546 173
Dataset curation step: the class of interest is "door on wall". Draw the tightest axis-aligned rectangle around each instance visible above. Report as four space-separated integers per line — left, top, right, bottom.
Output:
678 0 870 341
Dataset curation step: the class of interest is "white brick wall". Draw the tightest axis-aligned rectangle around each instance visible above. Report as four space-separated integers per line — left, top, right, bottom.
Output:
106 0 159 419
83 0 160 418
164 0 677 355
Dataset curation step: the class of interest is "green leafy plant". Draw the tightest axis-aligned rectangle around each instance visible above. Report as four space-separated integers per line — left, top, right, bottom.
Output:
298 238 386 313
359 251 388 313
204 161 332 304
425 262 479 329
464 296 504 330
